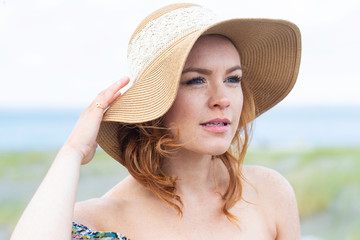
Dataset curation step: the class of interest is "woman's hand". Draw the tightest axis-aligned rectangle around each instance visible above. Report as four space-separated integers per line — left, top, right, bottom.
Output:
10 77 130 240
62 77 130 165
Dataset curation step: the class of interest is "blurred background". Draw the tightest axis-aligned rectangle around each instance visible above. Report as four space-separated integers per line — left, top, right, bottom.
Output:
1 0 359 239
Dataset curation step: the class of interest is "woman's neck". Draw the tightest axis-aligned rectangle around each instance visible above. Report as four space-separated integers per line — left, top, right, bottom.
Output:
162 150 228 197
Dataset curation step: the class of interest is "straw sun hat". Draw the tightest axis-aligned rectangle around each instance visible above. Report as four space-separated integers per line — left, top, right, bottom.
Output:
97 3 301 161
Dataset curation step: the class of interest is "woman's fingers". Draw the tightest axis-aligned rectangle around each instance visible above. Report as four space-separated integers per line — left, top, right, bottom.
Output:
92 77 130 110
64 77 130 165
109 77 130 104
87 76 130 127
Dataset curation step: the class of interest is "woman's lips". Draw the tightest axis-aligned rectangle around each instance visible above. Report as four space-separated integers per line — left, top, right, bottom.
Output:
200 118 231 133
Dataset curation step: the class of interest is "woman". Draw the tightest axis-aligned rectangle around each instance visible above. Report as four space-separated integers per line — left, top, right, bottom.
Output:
11 3 301 240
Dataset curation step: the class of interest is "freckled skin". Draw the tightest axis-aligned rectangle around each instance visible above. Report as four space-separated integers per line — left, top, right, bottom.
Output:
163 35 243 156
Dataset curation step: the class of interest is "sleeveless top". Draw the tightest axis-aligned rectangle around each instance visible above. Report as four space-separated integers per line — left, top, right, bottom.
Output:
72 222 130 240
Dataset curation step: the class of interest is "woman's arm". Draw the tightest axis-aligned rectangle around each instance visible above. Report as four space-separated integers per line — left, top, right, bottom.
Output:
10 77 130 240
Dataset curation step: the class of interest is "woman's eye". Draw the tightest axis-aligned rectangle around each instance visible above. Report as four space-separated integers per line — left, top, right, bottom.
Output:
185 77 205 85
226 75 242 84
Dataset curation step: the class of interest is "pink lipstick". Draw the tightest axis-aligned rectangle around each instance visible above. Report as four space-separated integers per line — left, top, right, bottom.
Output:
200 118 231 133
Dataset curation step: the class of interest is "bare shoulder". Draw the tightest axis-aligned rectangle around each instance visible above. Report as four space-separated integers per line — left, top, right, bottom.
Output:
73 197 121 229
242 165 301 239
73 176 145 230
73 177 135 229
243 165 295 200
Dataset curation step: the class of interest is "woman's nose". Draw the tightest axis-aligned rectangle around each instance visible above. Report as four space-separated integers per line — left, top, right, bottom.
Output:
208 85 230 110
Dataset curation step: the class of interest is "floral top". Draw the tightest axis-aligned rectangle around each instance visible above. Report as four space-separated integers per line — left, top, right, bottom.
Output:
72 222 130 240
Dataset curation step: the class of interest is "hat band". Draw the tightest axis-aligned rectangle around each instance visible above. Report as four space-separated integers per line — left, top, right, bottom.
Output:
127 6 217 82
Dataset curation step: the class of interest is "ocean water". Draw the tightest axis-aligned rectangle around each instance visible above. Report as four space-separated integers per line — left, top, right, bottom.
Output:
0 105 359 151
251 105 360 148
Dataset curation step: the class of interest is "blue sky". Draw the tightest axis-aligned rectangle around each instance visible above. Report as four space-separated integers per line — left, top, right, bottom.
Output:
1 0 359 109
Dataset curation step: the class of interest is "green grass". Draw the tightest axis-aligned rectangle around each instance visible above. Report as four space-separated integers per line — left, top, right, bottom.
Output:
0 199 29 226
1 147 360 239
0 151 54 181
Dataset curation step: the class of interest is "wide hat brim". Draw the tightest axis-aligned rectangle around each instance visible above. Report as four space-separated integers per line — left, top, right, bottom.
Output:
98 17 301 162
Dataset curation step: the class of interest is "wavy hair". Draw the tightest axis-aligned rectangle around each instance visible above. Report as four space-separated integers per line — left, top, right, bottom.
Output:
116 80 255 224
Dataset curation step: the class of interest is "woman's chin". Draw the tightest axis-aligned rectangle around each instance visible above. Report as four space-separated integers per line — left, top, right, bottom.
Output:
180 138 233 156
197 144 231 156
211 148 229 156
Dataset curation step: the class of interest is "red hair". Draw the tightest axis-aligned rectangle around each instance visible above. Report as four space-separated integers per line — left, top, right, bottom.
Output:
115 80 255 224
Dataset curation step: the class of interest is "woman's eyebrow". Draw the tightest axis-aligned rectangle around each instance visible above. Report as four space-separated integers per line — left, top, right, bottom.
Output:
182 67 212 75
182 65 242 75
226 65 242 74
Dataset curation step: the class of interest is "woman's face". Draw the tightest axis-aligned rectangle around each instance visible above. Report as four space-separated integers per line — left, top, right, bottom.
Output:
163 35 243 156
